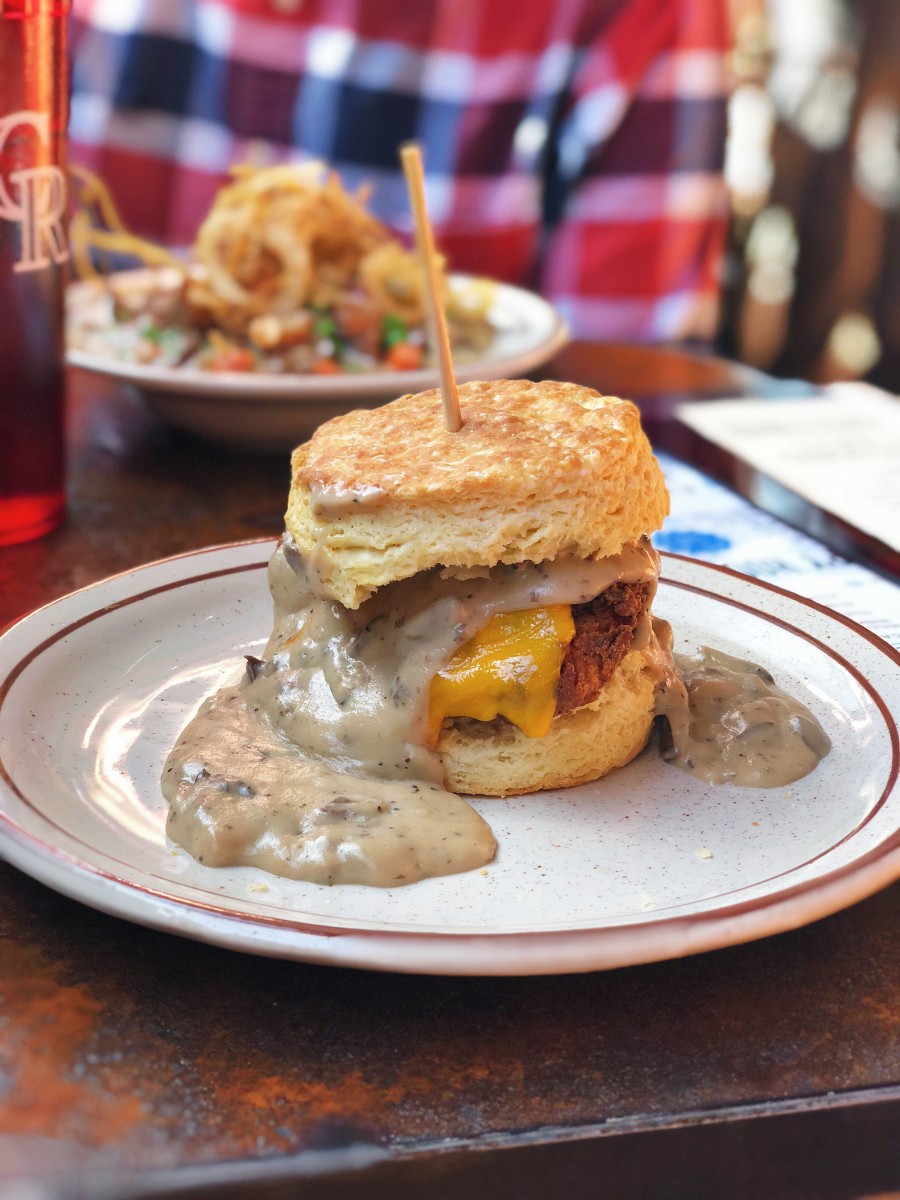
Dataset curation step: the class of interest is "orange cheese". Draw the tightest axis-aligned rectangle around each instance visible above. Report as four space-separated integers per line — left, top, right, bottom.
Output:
428 605 576 741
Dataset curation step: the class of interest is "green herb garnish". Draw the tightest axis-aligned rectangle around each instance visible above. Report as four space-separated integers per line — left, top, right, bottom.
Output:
382 313 409 349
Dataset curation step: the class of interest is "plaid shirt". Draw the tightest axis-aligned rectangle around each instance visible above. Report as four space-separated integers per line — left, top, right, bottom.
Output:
70 0 730 343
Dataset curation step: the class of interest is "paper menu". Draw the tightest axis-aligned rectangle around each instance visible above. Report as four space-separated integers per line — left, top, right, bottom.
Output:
655 452 900 650
675 382 900 556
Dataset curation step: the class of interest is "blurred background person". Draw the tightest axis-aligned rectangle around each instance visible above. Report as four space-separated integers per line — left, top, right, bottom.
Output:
68 0 731 346
720 0 899 390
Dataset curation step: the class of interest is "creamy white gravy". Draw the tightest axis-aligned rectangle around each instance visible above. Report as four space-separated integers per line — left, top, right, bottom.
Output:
654 631 832 786
162 539 830 886
163 688 493 886
162 536 658 886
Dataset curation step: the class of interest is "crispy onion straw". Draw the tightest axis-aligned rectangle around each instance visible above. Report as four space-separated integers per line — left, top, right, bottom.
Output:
69 164 184 279
185 162 441 336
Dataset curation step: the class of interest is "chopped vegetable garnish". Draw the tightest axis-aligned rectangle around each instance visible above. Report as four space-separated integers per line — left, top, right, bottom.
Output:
385 341 424 370
314 315 338 339
381 312 409 349
204 345 256 372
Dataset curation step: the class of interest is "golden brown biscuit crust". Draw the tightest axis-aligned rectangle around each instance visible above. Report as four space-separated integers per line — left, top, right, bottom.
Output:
287 379 669 608
293 379 652 500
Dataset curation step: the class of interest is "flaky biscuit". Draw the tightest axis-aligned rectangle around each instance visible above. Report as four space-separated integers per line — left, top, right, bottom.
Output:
287 379 669 608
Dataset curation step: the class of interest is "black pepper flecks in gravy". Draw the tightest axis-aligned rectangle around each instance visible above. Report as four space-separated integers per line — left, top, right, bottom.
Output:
162 540 831 887
162 535 659 886
162 688 492 886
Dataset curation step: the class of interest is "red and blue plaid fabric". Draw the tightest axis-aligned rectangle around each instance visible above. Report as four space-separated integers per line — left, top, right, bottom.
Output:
70 0 730 342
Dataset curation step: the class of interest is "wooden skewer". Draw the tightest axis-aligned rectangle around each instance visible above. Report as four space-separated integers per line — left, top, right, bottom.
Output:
400 142 462 432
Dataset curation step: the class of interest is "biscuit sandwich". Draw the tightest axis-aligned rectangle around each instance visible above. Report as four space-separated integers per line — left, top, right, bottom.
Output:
283 378 669 797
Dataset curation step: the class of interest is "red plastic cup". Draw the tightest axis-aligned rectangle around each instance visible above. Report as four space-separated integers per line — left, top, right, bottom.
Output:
0 0 70 546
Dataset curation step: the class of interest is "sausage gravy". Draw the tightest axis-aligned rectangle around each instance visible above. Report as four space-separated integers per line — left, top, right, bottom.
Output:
162 537 830 886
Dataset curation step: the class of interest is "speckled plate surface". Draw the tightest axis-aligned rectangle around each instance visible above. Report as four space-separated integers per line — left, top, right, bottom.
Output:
0 541 898 975
67 273 569 451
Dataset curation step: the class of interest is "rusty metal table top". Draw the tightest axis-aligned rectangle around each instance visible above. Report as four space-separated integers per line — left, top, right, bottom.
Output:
0 348 898 1200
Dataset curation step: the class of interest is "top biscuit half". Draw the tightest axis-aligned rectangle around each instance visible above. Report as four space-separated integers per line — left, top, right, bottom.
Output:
286 378 669 609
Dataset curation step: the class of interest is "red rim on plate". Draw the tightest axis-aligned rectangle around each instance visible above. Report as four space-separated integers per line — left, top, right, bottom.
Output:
0 543 898 974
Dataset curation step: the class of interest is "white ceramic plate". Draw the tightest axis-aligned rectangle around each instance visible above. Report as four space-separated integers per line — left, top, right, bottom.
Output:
1 542 898 975
66 272 569 451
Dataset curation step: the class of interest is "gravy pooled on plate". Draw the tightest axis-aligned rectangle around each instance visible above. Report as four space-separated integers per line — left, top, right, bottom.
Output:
162 541 830 887
163 535 658 886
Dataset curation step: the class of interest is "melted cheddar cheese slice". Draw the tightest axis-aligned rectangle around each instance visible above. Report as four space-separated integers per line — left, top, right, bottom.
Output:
428 605 576 741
